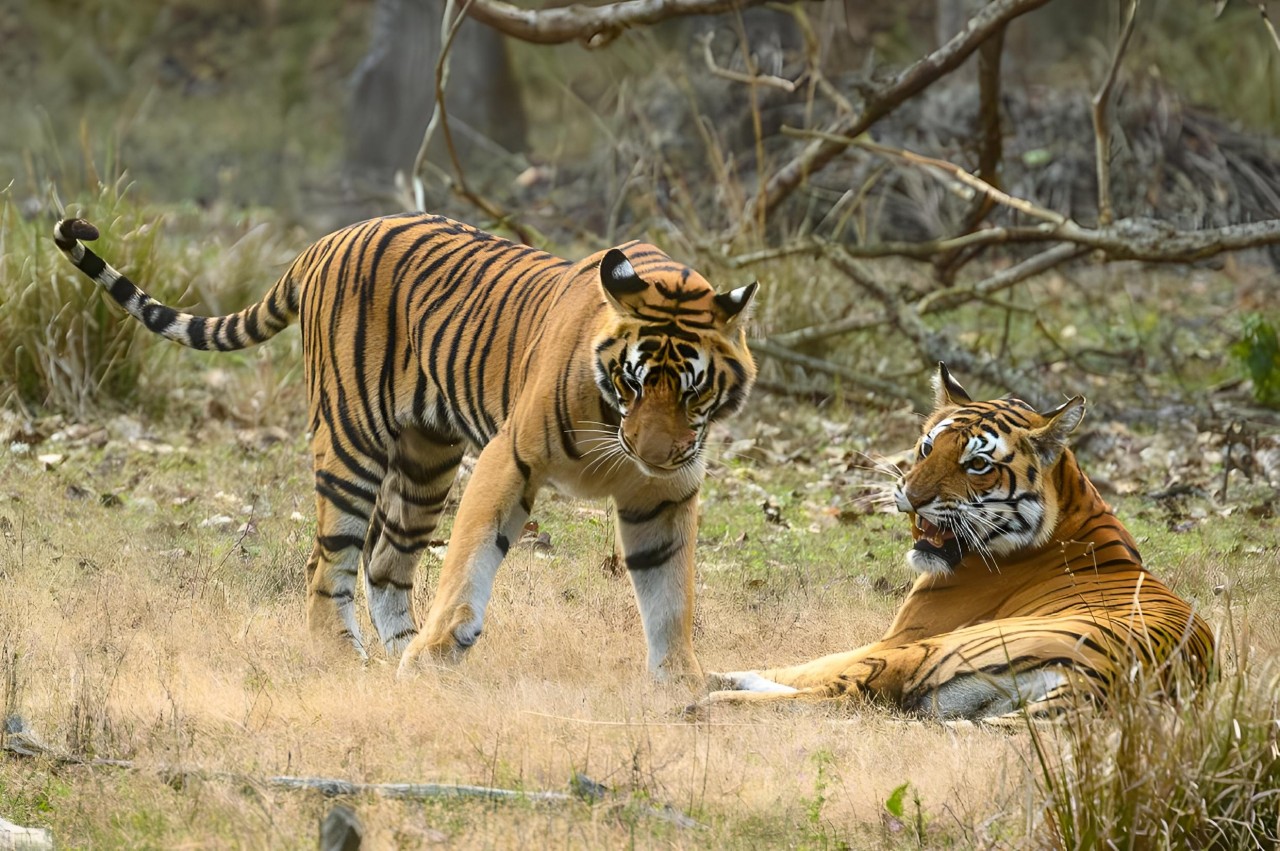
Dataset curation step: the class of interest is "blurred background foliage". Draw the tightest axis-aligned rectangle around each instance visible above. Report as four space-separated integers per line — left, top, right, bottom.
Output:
1 0 1279 418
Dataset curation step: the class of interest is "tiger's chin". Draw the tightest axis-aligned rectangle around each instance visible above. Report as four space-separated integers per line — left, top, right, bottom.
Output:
630 454 703 480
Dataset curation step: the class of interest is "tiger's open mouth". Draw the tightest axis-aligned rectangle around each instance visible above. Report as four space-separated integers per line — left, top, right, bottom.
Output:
910 514 964 567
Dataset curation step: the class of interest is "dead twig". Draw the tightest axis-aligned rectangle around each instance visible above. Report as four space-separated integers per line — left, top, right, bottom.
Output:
748 338 921 405
781 131 1280 262
2 723 701 829
747 0 1054 229
1092 0 1139 227
1255 1 1280 56
422 0 537 244
916 243 1089 314
699 32 797 93
822 243 1037 396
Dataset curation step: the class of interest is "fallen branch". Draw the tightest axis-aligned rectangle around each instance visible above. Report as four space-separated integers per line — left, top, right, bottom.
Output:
748 0 1053 226
265 775 570 802
463 0 791 47
3 719 700 830
916 243 1089 313
822 244 1037 395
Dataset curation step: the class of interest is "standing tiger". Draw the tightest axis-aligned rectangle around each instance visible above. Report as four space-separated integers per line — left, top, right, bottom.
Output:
53 213 758 680
707 364 1214 719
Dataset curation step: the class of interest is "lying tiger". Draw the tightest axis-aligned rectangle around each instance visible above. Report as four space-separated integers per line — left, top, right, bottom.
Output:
708 364 1215 720
53 214 757 681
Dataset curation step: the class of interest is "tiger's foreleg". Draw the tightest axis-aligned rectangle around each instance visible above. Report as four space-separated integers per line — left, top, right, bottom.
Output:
706 645 881 705
362 425 464 656
708 620 1099 720
615 490 702 682
398 430 537 673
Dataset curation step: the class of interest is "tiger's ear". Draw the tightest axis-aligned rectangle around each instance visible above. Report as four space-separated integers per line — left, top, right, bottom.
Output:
932 362 972 409
1029 395 1086 466
599 249 648 315
712 281 758 328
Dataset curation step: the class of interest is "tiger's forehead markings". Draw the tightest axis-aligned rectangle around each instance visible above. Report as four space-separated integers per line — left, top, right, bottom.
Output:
950 400 1038 436
615 244 720 325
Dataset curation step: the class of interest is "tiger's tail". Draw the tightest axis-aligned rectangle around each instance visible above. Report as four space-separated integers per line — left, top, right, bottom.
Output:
53 217 298 351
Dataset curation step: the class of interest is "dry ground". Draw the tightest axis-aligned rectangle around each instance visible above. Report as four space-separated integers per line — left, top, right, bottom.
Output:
0 394 1273 849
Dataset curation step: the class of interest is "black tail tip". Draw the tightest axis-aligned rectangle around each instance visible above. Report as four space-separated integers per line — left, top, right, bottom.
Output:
53 218 100 249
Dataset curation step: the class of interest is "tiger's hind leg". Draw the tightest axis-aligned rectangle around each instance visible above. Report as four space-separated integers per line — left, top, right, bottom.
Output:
305 431 384 660
362 424 464 656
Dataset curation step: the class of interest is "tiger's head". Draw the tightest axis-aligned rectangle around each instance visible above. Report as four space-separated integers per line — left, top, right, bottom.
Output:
894 363 1086 574
591 246 757 477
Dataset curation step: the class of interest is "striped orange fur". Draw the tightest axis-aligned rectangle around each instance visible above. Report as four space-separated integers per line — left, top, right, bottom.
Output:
708 364 1214 719
54 213 758 680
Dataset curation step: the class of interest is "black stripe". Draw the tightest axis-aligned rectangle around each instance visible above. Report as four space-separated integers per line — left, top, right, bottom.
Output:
626 539 681 571
617 490 696 525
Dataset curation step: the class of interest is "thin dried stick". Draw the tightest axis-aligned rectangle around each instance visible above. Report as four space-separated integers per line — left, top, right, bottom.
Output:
748 338 919 404
1256 1 1280 56
1092 0 1139 227
785 128 1067 225
699 32 797 92
916 243 1088 313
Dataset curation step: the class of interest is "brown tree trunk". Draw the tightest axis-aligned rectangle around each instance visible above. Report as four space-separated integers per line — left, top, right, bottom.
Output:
343 0 527 210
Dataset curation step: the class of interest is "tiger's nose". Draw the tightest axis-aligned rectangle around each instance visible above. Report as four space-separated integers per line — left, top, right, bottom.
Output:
894 486 914 513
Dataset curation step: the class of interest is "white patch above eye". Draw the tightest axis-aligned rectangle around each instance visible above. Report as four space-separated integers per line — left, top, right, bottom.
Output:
681 351 708 392
960 432 1003 467
611 257 638 281
625 344 649 384
925 419 954 444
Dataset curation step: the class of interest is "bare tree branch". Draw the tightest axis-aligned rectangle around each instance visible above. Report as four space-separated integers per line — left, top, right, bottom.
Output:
1092 0 1139 227
748 338 923 406
746 0 1054 228
916 243 1088 313
931 10 1009 282
699 32 797 92
782 132 1280 262
821 244 1036 393
463 0 788 47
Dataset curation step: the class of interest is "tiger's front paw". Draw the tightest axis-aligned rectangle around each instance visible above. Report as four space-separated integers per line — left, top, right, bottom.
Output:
397 606 481 677
708 671 798 694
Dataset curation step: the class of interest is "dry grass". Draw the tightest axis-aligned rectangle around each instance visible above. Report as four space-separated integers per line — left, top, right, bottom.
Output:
0 417 1031 848
0 399 1270 848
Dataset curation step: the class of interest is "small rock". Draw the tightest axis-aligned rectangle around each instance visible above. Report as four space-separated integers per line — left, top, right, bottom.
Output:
320 805 363 851
36 454 64 470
